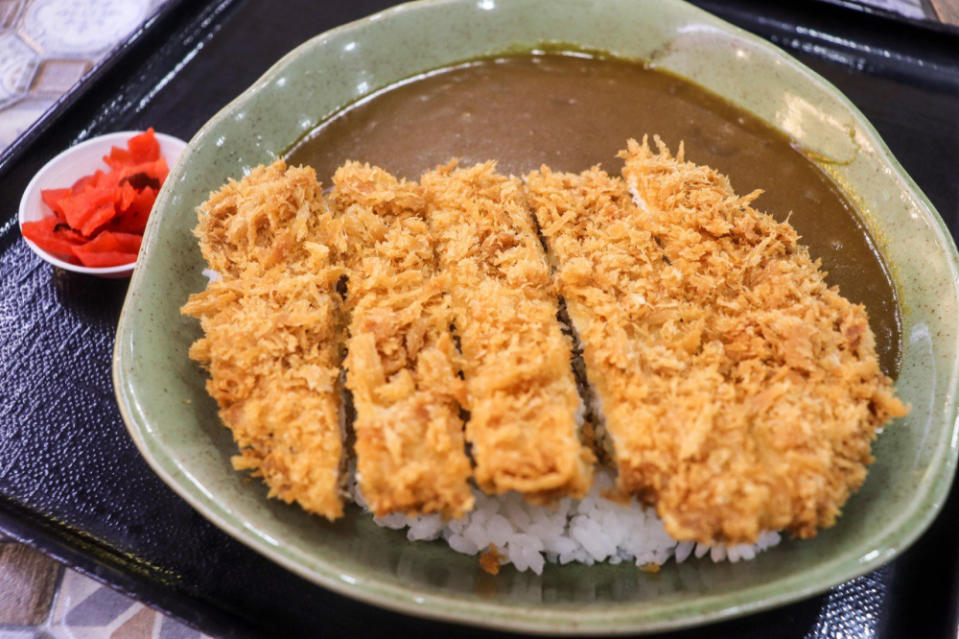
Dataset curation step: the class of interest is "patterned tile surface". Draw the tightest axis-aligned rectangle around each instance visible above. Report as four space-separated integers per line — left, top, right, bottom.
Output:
0 567 208 639
0 0 167 149
0 543 59 626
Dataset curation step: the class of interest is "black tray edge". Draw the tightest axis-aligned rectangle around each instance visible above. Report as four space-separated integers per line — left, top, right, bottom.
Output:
0 496 257 638
810 0 959 35
2 0 959 637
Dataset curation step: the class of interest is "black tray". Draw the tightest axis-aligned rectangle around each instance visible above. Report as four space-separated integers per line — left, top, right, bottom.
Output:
1 1 958 637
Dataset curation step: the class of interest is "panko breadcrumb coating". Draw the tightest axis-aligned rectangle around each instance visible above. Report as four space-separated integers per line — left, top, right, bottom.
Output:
524 138 908 544
422 162 594 501
182 161 347 520
183 141 908 544
191 161 334 278
330 162 474 519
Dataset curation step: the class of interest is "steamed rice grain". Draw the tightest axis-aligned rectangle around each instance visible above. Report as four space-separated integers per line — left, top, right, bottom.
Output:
354 470 780 575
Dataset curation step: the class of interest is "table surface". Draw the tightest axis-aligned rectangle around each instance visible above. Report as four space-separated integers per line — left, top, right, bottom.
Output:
1 1 959 638
928 0 959 22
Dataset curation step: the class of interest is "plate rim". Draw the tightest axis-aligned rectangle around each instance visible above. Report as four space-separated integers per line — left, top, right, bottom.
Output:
113 0 959 633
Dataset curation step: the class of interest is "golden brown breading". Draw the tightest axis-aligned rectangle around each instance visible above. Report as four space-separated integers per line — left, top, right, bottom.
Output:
525 138 908 544
182 161 346 520
330 162 474 519
422 161 594 501
192 162 334 278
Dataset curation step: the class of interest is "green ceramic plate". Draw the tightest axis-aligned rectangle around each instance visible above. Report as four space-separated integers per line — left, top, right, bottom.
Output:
113 0 959 633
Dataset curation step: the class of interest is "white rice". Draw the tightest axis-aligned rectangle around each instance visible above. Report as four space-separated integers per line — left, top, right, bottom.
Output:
353 470 780 575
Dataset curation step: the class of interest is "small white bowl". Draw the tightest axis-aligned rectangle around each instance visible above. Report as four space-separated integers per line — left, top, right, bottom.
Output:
19 131 187 278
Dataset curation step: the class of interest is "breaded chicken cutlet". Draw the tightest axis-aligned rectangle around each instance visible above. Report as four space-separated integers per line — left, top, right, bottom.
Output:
181 161 347 520
524 137 909 544
330 162 474 519
182 141 908 547
422 162 595 501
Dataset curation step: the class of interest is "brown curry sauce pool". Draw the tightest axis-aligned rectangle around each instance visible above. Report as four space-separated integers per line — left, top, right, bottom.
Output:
288 53 901 377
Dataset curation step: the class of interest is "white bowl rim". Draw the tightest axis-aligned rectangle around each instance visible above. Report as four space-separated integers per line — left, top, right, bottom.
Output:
18 130 187 277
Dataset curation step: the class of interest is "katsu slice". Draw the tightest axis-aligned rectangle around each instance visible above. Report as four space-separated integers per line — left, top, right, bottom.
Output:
183 271 346 519
182 161 347 520
331 162 473 519
192 161 335 278
421 161 594 501
523 164 651 472
526 140 908 544
618 137 908 543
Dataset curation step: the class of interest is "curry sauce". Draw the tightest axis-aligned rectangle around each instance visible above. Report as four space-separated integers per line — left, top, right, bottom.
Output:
288 53 901 376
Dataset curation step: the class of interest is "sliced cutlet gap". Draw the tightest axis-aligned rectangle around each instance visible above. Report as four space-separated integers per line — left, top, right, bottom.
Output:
526 138 908 545
330 162 474 519
554 295 609 466
524 181 607 466
182 161 348 520
421 161 594 502
524 164 645 497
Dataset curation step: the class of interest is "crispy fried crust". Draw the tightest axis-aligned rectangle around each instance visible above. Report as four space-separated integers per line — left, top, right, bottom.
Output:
422 162 594 501
525 139 908 544
331 162 474 519
184 143 908 539
181 161 346 520
192 162 334 278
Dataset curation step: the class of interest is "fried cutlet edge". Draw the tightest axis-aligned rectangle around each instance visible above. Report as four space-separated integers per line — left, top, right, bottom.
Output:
181 160 349 521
